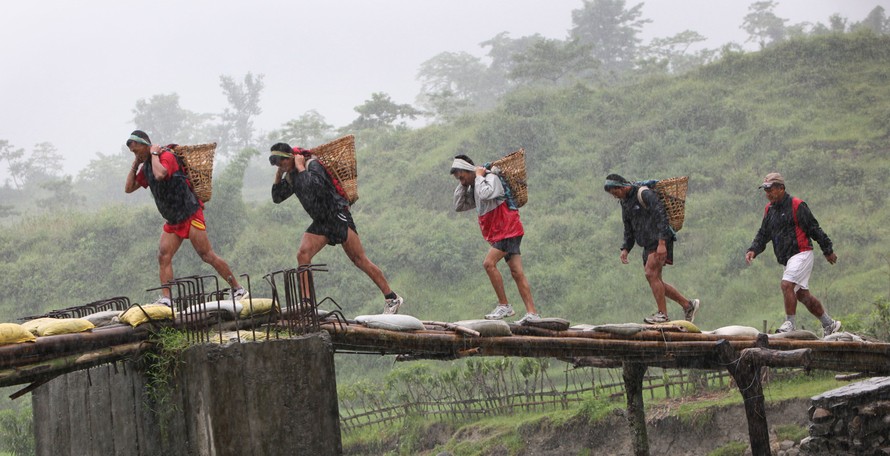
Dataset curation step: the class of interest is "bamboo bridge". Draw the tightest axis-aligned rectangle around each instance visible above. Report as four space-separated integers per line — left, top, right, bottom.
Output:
4 266 890 456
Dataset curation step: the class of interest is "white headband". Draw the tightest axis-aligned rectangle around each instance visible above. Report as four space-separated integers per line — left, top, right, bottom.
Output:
451 158 475 172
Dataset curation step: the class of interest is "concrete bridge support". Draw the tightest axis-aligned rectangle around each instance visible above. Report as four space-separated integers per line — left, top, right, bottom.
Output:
32 333 341 456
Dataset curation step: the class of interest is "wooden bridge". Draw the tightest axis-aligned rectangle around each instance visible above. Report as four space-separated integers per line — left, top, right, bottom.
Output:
3 269 889 455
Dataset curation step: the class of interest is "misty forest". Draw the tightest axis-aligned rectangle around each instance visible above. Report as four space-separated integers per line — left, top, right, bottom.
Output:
1 1 890 454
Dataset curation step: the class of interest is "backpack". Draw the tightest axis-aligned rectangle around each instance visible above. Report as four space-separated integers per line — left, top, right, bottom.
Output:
633 176 688 232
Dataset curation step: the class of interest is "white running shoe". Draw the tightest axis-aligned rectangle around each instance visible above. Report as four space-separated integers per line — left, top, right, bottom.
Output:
776 320 794 333
383 294 403 314
684 299 700 323
643 311 669 324
484 304 515 320
822 320 841 337
518 313 542 325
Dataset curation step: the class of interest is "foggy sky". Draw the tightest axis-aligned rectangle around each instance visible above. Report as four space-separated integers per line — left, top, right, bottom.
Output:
0 0 884 180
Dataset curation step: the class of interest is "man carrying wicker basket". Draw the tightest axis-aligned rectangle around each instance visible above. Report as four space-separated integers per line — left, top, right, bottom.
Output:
269 142 404 314
604 174 700 324
124 130 246 305
451 155 541 324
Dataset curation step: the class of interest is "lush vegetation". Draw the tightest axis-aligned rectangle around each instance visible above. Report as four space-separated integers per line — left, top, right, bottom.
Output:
1 3 889 453
3 32 888 333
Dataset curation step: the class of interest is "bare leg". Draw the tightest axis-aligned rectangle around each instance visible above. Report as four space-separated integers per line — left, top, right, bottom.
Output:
506 255 537 314
483 247 509 304
780 280 799 316
297 232 329 297
340 228 392 294
189 226 241 290
158 231 185 299
644 251 669 314
797 289 826 318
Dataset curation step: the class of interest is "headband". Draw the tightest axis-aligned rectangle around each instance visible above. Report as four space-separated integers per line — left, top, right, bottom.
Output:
128 135 151 146
270 151 293 158
604 179 629 189
450 158 475 172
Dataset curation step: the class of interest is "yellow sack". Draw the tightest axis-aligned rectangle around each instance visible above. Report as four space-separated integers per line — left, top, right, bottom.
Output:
22 317 59 335
120 304 174 327
239 298 276 318
0 323 37 344
37 319 95 336
665 320 701 333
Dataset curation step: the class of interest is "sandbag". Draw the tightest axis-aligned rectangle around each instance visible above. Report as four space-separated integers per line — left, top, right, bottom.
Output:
661 320 701 333
239 298 277 318
569 324 598 331
37 319 95 336
703 325 761 337
182 300 242 320
768 330 819 340
453 319 513 337
355 314 425 331
0 323 37 344
22 318 59 336
521 317 571 331
591 323 647 337
83 310 123 328
119 304 175 327
823 331 867 342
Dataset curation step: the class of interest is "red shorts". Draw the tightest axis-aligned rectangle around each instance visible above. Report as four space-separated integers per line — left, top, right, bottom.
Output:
163 209 205 239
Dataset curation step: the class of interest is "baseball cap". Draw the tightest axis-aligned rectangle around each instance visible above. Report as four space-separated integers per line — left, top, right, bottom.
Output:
759 172 785 189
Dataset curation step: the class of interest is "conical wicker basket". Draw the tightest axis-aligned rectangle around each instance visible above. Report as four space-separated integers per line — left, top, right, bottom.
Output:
653 176 688 231
311 135 358 204
491 148 528 208
172 143 216 203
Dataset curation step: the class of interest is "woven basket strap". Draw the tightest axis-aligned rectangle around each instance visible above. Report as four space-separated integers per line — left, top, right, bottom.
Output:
636 186 651 209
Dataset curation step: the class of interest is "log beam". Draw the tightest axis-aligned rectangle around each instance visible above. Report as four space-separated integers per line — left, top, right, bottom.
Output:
623 362 650 456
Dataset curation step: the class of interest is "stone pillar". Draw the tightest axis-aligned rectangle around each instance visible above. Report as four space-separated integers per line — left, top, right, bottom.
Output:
32 333 341 456
800 376 890 455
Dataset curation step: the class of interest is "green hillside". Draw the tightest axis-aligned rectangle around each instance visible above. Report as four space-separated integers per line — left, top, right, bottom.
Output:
1 32 889 335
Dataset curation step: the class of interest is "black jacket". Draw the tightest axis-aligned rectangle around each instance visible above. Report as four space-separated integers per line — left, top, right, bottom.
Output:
272 159 349 222
144 152 201 224
748 193 833 265
620 186 673 252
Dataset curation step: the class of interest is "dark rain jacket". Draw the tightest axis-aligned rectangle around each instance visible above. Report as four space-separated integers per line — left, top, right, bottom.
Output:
620 186 674 253
272 159 350 222
747 193 833 266
143 151 201 224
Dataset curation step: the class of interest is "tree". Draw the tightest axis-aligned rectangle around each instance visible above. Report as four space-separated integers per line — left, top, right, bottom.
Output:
37 175 84 210
131 93 210 144
0 140 26 189
215 73 265 156
852 6 888 35
270 110 334 146
416 51 494 121
639 30 713 74
569 0 650 78
508 38 596 85
741 1 788 49
75 150 135 206
347 92 421 131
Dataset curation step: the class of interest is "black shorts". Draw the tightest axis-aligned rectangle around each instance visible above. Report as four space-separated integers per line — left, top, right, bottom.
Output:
641 240 673 266
307 211 357 246
491 235 522 261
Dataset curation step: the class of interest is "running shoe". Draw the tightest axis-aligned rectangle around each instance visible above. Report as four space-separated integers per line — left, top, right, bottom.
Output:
684 299 701 323
643 311 669 324
484 304 515 320
383 294 403 314
776 320 794 333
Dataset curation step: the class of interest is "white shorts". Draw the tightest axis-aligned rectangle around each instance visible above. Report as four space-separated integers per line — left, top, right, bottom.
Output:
782 250 814 292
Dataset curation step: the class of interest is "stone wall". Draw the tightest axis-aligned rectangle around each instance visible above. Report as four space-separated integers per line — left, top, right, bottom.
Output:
32 333 341 456
800 376 890 455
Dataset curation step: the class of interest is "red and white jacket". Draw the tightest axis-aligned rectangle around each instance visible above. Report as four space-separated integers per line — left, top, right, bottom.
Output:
454 173 524 243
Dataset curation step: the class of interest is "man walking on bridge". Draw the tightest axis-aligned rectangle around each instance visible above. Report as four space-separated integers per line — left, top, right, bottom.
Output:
745 172 840 336
269 143 403 314
604 174 700 324
452 155 541 324
124 130 245 305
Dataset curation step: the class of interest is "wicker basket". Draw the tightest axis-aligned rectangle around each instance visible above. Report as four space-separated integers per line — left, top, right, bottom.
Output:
491 148 528 208
311 135 358 204
172 143 216 203
653 176 688 231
